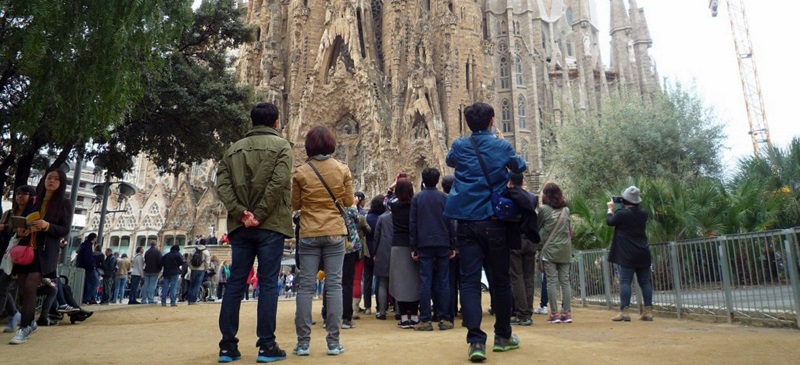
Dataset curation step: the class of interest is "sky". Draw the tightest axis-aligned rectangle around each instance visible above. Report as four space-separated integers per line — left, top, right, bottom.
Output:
595 0 798 167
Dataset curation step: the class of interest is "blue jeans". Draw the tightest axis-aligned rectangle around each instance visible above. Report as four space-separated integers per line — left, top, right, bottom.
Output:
219 228 284 349
418 247 451 322
161 275 180 306
618 266 653 310
458 220 512 345
129 275 141 302
188 270 205 303
142 274 159 304
114 277 128 302
82 268 99 303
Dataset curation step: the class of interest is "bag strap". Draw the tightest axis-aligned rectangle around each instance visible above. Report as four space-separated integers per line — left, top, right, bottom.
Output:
469 137 494 194
307 161 347 217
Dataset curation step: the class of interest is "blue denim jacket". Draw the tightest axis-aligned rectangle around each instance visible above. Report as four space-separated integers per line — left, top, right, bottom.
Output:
444 130 527 221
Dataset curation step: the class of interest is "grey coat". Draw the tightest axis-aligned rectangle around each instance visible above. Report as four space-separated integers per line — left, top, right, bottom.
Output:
373 211 393 277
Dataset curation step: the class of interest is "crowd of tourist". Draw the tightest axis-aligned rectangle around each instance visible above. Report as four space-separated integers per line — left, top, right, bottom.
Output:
0 101 653 363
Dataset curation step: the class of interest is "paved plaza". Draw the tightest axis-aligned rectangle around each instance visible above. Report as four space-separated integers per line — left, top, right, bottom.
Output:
3 295 799 364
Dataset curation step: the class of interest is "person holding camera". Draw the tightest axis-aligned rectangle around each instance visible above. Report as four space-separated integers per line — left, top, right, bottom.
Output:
606 186 653 322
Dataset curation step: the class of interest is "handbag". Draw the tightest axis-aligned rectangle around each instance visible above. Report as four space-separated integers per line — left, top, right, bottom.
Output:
10 243 34 266
307 161 353 240
469 137 521 222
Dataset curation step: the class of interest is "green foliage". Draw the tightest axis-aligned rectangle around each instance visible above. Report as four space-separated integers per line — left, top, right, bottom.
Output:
92 0 255 178
558 83 725 199
569 138 800 250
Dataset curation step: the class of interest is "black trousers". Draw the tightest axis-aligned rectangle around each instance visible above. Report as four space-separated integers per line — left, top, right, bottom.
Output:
341 252 357 321
362 257 375 309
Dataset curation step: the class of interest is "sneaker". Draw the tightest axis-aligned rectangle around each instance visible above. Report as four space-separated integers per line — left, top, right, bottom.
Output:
517 317 533 326
36 318 58 327
468 343 487 362
375 313 386 320
327 343 345 356
9 326 34 344
438 320 454 330
560 312 572 323
510 316 521 325
534 306 549 315
493 334 520 352
341 320 356 329
413 321 433 331
364 309 372 315
397 320 413 329
547 314 562 324
4 312 21 333
352 313 360 320
57 304 80 314
256 344 286 363
218 347 242 363
292 344 310 356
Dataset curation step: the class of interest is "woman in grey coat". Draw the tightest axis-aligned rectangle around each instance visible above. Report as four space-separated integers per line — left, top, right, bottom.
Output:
373 208 393 320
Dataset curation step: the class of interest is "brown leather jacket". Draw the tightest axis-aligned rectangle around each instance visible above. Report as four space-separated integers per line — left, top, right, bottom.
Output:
291 158 355 238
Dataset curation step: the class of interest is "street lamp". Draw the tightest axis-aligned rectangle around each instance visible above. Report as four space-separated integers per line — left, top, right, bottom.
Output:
93 180 137 248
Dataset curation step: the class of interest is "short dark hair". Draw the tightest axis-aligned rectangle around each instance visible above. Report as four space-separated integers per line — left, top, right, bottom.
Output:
369 194 386 215
541 182 567 209
199 238 207 246
136 246 144 254
149 240 158 248
441 175 454 194
509 172 524 187
395 177 414 203
251 102 279 127
87 233 97 242
305 126 337 157
421 167 440 188
464 102 495 132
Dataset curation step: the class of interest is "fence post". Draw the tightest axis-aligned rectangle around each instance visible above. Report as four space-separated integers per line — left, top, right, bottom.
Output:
601 249 613 310
669 242 683 319
783 229 800 329
578 252 587 307
717 236 734 324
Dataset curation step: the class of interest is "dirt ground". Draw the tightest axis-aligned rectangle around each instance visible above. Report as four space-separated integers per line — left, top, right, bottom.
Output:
3 295 799 365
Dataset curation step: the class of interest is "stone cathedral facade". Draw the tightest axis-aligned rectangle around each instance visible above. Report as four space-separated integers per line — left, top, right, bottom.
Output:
236 0 658 194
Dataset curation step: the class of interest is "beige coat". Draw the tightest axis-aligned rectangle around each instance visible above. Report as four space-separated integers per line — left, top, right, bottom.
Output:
291 158 355 238
116 258 132 278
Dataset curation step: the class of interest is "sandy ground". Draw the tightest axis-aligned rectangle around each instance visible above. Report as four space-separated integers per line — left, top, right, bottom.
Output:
2 295 799 365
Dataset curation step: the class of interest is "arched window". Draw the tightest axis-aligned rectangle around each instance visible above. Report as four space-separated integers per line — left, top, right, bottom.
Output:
515 57 524 85
149 203 159 215
566 8 574 25
499 57 510 89
501 99 512 133
517 95 526 129
521 140 529 163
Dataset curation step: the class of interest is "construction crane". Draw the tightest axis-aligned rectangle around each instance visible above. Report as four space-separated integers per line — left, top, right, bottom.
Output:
709 0 773 158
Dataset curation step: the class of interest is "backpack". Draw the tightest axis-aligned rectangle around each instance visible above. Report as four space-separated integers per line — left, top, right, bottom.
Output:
343 206 361 254
190 248 204 267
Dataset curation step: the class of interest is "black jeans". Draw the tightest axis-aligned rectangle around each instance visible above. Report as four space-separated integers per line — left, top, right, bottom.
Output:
341 252 357 321
457 220 512 345
362 257 375 310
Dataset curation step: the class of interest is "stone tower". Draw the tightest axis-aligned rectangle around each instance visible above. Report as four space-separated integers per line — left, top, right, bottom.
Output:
236 0 657 194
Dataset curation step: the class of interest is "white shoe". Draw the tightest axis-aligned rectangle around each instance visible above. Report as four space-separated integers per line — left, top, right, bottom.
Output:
9 326 33 344
534 306 549 315
364 309 372 315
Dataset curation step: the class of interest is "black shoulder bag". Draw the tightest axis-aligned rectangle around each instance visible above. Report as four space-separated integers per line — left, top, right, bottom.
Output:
469 137 521 222
306 161 352 236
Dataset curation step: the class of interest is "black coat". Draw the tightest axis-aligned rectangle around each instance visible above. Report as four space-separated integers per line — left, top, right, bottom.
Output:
607 206 651 269
19 197 72 276
505 186 540 250
160 250 184 276
143 247 162 274
76 240 95 271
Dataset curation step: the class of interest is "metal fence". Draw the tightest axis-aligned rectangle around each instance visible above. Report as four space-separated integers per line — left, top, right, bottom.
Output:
565 228 800 328
57 264 85 297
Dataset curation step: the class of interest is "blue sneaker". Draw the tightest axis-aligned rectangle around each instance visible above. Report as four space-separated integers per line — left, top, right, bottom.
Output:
218 348 241 363
3 312 21 333
327 344 345 356
257 344 286 363
292 344 310 356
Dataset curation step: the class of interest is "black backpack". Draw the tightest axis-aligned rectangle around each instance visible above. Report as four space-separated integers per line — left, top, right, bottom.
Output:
190 248 204 267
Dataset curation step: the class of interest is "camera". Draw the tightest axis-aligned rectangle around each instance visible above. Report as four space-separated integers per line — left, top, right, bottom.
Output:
611 196 624 211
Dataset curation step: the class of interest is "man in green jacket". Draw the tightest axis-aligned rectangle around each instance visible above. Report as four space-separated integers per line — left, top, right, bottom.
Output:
216 102 293 363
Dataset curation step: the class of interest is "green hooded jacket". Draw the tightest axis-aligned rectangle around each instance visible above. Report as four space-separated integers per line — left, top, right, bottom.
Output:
216 125 293 238
538 204 572 264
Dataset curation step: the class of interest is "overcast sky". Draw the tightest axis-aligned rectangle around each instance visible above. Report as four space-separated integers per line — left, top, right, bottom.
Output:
596 0 798 167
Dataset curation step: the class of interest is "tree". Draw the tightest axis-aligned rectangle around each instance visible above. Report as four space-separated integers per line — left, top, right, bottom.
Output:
1 0 191 192
556 83 726 199
92 0 255 178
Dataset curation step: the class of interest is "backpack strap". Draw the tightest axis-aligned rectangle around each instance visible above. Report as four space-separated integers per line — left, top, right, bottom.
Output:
306 161 347 218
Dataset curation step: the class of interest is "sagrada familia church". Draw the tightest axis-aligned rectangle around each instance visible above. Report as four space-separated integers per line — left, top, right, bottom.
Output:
81 0 658 253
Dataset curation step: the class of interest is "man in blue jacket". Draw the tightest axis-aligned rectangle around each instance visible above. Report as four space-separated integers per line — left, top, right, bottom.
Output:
76 233 99 305
410 167 456 332
444 102 526 362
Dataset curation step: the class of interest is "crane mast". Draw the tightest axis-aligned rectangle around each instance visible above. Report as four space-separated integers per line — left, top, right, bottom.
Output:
709 0 772 158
